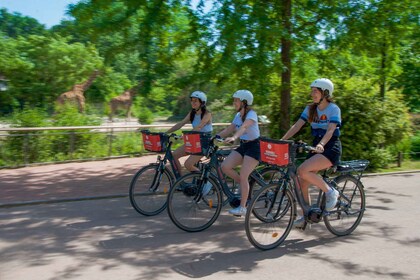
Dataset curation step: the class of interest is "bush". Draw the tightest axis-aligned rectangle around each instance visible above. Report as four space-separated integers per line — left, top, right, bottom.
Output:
411 131 420 159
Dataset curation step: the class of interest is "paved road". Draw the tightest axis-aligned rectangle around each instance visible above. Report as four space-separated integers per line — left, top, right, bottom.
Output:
0 158 419 280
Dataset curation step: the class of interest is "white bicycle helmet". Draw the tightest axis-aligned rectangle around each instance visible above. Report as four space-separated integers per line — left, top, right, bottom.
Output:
310 78 334 97
233 90 254 105
190 91 207 103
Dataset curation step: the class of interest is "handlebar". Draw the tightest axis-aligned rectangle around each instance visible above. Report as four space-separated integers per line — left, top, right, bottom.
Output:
168 133 182 140
294 141 316 153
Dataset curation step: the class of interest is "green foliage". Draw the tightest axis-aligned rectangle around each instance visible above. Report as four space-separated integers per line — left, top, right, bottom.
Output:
137 107 153 125
411 131 420 160
1 35 104 113
2 107 50 165
336 78 412 169
0 8 47 37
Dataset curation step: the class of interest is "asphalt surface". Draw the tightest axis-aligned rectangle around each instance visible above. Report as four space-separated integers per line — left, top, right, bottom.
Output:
0 157 419 280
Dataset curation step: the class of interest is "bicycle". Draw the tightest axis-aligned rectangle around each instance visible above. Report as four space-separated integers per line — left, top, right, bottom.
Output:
129 130 184 216
129 130 235 216
166 135 285 232
245 138 369 250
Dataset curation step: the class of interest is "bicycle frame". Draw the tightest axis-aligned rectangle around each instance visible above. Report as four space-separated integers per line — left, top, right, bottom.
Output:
200 139 285 206
283 143 368 222
151 134 183 180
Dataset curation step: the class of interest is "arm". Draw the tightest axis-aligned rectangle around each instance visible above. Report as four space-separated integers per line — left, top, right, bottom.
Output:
192 112 212 132
315 123 337 153
166 113 190 134
217 123 236 138
281 119 305 140
225 119 255 143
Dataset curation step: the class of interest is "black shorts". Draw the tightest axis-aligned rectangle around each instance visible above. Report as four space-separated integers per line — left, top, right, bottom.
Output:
235 139 260 161
307 137 342 166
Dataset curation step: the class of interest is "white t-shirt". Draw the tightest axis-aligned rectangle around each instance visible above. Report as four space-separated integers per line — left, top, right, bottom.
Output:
232 110 260 140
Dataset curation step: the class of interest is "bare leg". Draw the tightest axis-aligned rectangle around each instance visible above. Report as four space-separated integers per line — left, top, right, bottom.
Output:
221 151 243 184
184 155 203 172
238 156 259 207
172 145 186 176
297 154 333 196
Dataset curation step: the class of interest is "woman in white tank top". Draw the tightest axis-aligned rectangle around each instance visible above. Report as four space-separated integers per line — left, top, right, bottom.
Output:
166 91 213 175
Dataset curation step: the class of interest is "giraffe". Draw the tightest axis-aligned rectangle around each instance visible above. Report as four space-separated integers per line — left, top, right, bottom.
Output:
108 85 140 121
56 70 100 113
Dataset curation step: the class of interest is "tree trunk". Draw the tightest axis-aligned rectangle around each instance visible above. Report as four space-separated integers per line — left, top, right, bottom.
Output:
380 42 387 99
280 0 292 135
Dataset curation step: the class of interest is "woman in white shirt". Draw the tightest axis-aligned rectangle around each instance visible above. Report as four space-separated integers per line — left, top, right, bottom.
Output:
216 90 260 216
166 91 212 175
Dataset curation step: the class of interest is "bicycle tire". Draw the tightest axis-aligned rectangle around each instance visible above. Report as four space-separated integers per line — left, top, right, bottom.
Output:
324 174 366 236
245 182 295 250
129 163 174 216
167 172 223 232
250 166 286 197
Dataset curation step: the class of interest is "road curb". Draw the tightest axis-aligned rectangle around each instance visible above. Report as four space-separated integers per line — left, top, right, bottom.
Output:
2 170 419 208
0 193 128 208
364 170 420 177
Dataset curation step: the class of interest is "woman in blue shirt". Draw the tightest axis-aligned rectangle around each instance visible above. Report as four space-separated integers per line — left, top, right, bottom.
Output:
166 91 212 175
216 90 260 216
281 78 341 228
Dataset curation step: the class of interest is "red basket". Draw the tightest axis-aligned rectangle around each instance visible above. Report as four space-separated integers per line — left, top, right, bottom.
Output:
141 130 168 152
183 131 211 155
260 138 293 167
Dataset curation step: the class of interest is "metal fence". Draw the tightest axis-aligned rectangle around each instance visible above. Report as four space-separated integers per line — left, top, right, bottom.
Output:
0 123 270 168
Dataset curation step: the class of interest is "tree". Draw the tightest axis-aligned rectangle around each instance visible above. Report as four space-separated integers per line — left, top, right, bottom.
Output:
0 35 103 112
329 0 419 99
0 8 47 37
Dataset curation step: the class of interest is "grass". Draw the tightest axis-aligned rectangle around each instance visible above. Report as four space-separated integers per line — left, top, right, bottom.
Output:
376 159 420 173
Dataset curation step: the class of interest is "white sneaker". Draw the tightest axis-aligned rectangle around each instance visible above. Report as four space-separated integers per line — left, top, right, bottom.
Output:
325 188 339 210
202 182 212 196
293 216 311 230
228 206 247 216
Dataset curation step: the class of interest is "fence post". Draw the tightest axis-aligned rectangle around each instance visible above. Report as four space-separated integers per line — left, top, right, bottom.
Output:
69 131 75 160
397 152 402 167
24 133 29 166
108 128 114 157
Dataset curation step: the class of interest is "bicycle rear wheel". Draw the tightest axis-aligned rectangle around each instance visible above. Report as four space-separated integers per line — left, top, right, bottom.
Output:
245 183 295 250
129 163 173 216
324 174 366 236
167 173 223 232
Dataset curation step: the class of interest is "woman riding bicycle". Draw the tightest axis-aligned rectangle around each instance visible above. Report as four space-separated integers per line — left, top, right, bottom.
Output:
216 90 260 216
281 78 341 227
166 91 213 175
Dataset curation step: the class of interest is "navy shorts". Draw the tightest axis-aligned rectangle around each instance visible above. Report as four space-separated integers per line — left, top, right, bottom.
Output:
235 139 260 161
307 137 342 166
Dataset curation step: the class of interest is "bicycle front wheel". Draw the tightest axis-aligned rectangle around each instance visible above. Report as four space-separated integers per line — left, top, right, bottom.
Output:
324 174 366 236
129 163 173 216
167 172 223 232
245 182 295 250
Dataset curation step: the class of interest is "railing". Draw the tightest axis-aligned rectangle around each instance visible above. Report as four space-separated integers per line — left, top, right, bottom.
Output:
0 123 270 168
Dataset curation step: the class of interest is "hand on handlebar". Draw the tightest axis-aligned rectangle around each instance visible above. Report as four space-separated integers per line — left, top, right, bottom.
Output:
314 143 324 153
224 137 236 144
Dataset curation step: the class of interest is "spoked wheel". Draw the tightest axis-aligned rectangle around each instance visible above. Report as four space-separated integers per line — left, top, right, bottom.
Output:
167 172 223 232
324 174 366 236
245 183 295 250
129 163 173 216
250 166 286 198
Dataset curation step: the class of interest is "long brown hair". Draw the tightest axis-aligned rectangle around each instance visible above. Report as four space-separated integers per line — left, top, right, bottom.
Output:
241 103 252 122
189 102 207 123
308 88 334 123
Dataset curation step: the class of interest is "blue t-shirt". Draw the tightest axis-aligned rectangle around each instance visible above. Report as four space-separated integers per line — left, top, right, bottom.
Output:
232 110 260 140
192 113 212 133
300 103 341 137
